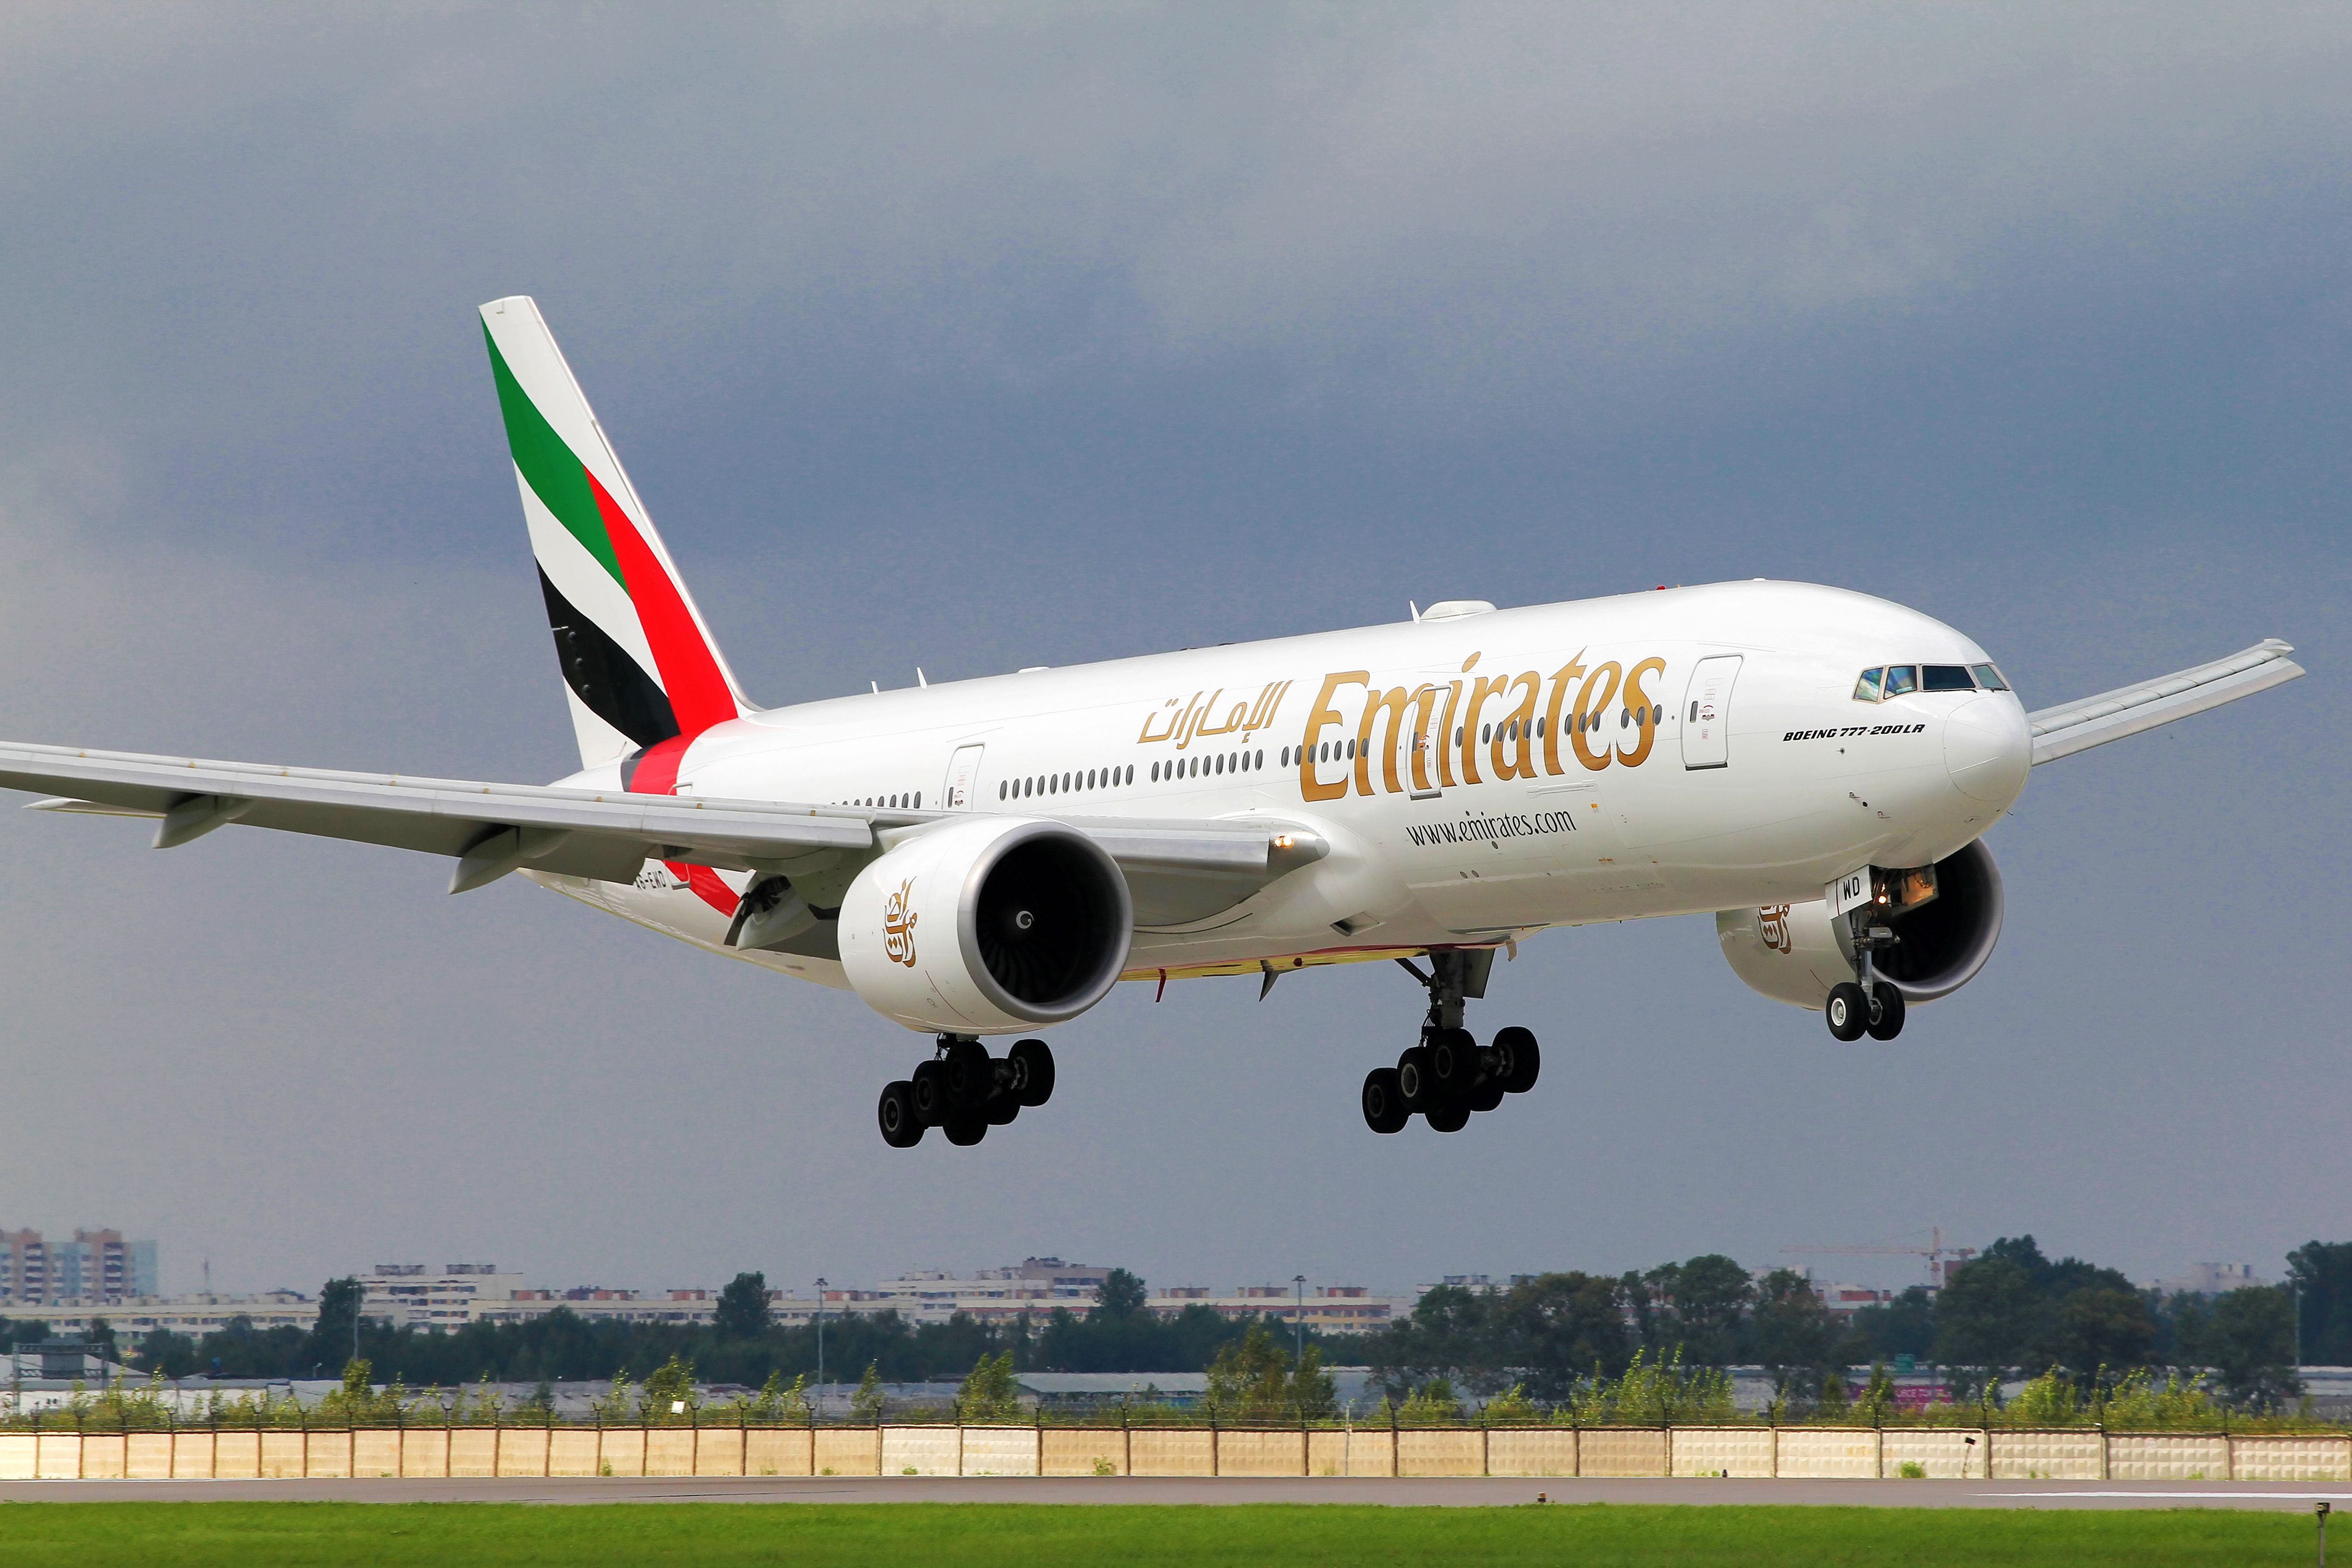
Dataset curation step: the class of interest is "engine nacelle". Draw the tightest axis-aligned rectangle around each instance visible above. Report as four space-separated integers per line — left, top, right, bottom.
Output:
839 816 1133 1034
1716 839 2005 1010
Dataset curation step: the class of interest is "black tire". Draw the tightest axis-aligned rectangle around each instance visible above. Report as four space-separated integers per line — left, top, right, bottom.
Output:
1865 982 1907 1042
1007 1039 1056 1107
1425 1099 1471 1134
1396 1045 1434 1111
1825 982 1869 1042
943 1116 988 1147
877 1080 924 1148
1468 1079 1505 1114
942 1039 992 1107
1426 1027 1479 1096
910 1060 950 1126
1492 1026 1540 1094
1362 1067 1410 1134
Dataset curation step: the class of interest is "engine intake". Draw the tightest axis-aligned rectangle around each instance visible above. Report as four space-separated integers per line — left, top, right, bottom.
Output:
839 817 1133 1033
1716 839 2004 1010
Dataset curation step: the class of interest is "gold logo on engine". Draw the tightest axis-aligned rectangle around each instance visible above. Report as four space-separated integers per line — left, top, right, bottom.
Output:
882 878 919 967
1759 904 1793 954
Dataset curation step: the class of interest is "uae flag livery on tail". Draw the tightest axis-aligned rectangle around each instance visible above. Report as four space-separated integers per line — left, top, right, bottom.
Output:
479 296 748 790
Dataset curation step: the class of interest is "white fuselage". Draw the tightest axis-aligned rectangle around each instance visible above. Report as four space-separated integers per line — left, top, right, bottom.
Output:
529 579 2032 995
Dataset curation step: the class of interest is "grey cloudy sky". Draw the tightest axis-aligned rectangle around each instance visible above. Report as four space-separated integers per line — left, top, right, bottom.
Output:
0 4 2343 1304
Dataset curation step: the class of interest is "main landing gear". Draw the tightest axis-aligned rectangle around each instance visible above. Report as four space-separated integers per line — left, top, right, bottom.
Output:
877 1036 1054 1148
1825 920 1908 1043
1361 951 1541 1135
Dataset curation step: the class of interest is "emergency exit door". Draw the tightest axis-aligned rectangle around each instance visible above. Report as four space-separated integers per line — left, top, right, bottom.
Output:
941 745 986 810
1681 656 1742 769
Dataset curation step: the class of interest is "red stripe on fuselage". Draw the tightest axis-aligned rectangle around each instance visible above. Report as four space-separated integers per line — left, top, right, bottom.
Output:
668 861 741 916
586 468 738 737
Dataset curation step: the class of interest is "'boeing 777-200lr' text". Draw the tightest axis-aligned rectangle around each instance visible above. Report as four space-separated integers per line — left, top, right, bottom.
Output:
1 299 2307 1146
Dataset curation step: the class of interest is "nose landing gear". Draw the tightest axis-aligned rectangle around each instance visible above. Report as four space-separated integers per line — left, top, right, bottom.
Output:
878 1035 1055 1148
1362 951 1541 1135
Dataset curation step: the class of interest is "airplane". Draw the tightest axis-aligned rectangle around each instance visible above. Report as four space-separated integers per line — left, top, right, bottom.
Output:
0 298 2305 1148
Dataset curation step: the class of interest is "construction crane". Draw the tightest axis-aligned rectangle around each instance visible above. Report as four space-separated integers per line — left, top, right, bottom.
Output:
1782 1227 1977 1290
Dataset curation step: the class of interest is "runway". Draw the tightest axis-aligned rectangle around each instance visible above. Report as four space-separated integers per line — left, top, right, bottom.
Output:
4 1475 2348 1508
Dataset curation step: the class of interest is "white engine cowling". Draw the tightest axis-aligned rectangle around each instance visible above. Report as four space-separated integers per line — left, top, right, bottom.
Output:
1716 839 2005 1010
839 816 1134 1034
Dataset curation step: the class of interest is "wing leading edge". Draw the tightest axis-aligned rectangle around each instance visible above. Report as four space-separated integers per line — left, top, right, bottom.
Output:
2025 638 2304 766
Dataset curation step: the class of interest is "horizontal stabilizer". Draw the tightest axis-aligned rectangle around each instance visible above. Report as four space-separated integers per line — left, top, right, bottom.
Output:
2027 638 2304 766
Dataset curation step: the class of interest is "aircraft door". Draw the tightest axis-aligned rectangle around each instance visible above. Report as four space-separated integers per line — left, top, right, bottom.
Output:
941 744 986 810
1680 655 1742 770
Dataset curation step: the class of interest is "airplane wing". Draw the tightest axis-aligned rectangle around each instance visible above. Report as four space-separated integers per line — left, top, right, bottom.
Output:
2026 638 2304 767
0 740 1316 908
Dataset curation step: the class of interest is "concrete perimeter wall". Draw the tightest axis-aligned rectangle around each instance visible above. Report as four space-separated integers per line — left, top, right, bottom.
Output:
3 1425 2346 1482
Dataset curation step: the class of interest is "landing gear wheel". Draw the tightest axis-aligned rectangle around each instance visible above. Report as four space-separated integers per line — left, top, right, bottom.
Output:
1825 982 1869 1042
1492 1027 1540 1094
1396 1045 1433 1111
985 1092 1021 1126
1425 1027 1478 1096
1425 1100 1471 1134
1468 1079 1505 1114
943 1116 988 1147
910 1060 951 1126
1362 1067 1409 1134
942 1038 991 1106
1865 982 1907 1042
877 1080 924 1148
1007 1039 1056 1107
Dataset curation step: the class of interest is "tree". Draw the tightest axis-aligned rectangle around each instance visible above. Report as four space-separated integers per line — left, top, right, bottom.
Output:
1933 1256 2038 1385
1206 1321 1296 1417
1094 1269 1148 1320
640 1354 697 1422
2288 1242 2352 1365
1492 1272 1629 1402
1749 1269 1841 1404
1644 1255 1754 1368
2185 1286 2300 1412
1848 1287 1935 1361
956 1351 1021 1421
851 1361 885 1422
2049 1287 2155 1378
306 1277 364 1372
715 1272 771 1340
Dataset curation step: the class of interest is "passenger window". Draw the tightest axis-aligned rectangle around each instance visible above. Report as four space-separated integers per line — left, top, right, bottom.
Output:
1883 665 1919 697
1852 667 1883 702
1969 663 2010 691
1922 665 1974 692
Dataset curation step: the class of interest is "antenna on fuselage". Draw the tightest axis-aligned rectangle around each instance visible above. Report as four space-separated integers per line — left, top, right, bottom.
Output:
916 668 928 687
1408 601 1421 621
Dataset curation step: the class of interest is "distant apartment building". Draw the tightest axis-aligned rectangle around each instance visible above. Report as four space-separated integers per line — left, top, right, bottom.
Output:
1151 1284 1402 1332
362 1264 528 1329
0 1227 158 1307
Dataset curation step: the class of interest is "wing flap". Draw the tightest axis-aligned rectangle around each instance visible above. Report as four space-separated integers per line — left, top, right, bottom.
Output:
2026 638 2304 766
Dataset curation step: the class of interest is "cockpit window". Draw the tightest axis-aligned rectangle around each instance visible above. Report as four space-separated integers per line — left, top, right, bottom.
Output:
1882 665 1919 697
1852 667 1884 702
1922 664 1975 692
1969 662 2009 691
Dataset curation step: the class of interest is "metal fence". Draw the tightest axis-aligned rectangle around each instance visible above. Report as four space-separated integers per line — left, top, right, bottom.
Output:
4 1423 2347 1481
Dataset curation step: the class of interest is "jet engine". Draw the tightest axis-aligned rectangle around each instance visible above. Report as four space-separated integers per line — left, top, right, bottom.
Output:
839 816 1133 1033
1716 840 2004 1010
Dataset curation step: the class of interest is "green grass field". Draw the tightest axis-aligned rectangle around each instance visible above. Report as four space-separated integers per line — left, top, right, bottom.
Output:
0 1502 2320 1565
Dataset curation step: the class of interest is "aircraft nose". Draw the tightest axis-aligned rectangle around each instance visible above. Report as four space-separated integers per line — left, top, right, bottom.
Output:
1944 695 2031 804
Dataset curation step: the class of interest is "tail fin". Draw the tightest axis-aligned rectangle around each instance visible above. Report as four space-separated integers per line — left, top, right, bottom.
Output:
480 296 751 773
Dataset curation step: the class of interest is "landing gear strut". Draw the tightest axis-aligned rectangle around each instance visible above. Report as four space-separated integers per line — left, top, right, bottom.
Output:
878 1035 1055 1148
1826 917 1909 1044
1361 951 1541 1135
